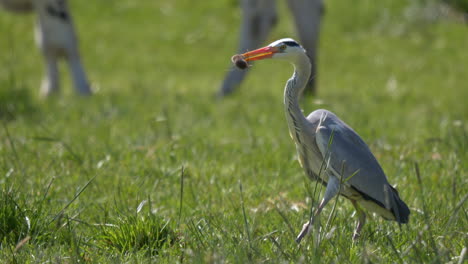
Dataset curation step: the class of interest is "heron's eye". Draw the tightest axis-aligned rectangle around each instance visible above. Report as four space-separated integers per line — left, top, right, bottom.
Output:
279 44 287 51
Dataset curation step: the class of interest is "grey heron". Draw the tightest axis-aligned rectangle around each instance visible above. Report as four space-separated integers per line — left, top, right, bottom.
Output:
234 38 410 242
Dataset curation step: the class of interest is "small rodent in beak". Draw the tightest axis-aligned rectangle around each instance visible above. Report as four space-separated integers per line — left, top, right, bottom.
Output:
231 54 248 70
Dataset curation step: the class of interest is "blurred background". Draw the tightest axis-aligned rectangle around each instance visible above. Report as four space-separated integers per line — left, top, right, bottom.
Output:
0 0 466 262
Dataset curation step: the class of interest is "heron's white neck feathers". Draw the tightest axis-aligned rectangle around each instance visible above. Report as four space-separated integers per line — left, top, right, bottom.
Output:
283 54 312 134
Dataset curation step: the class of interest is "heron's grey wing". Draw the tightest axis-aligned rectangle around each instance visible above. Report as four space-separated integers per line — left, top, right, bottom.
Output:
312 112 391 208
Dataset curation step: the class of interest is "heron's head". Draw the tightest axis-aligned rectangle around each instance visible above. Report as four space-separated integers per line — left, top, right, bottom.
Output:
241 38 306 63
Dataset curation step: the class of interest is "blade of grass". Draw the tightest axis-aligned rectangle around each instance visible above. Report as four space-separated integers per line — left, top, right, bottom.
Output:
323 160 346 239
414 162 441 264
386 234 403 264
2 120 26 178
303 127 336 243
274 204 295 238
50 177 95 224
269 236 291 260
177 166 185 227
444 192 468 229
239 182 252 250
32 137 83 164
457 247 466 264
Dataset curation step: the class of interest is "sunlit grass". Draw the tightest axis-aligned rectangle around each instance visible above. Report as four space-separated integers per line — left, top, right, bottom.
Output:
0 0 466 262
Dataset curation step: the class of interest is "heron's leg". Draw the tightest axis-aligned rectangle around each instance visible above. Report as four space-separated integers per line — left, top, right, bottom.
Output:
286 0 324 95
351 200 366 240
218 0 277 97
296 175 340 243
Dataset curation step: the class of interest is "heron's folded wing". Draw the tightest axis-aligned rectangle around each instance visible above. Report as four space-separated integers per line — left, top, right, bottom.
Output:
314 119 391 208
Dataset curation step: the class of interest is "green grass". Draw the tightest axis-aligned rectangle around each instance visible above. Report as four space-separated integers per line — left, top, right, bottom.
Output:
0 0 467 262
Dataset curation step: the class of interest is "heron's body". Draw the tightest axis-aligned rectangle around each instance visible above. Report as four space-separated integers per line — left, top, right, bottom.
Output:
237 38 410 242
293 108 404 221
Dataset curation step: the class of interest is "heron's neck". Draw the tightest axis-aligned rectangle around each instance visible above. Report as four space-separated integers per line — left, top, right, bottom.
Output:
284 56 311 136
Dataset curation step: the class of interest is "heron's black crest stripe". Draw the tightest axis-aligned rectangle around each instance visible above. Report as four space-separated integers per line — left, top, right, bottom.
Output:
284 41 300 47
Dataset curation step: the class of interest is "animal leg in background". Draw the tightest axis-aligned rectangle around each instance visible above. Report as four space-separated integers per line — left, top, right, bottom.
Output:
34 0 91 96
218 0 277 97
286 0 323 95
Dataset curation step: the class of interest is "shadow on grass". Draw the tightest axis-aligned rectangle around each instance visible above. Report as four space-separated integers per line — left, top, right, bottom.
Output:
0 177 97 261
0 185 55 249
0 86 38 122
445 0 468 13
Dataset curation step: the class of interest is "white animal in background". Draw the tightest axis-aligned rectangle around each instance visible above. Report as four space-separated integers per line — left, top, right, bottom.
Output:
0 0 91 96
218 0 324 97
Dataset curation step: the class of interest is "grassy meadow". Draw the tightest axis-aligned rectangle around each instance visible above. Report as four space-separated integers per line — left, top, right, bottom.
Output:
0 0 467 262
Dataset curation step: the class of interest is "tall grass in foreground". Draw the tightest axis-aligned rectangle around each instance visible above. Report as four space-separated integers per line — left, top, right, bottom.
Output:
96 198 177 255
0 0 466 262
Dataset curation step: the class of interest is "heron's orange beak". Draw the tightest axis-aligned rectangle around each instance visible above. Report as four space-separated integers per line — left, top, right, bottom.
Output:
242 46 278 62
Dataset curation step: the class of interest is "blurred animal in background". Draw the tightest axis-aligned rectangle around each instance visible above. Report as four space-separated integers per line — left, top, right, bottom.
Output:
0 0 91 96
218 0 324 97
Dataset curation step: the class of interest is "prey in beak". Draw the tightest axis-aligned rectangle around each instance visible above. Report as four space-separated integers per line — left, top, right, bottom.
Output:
232 46 279 69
